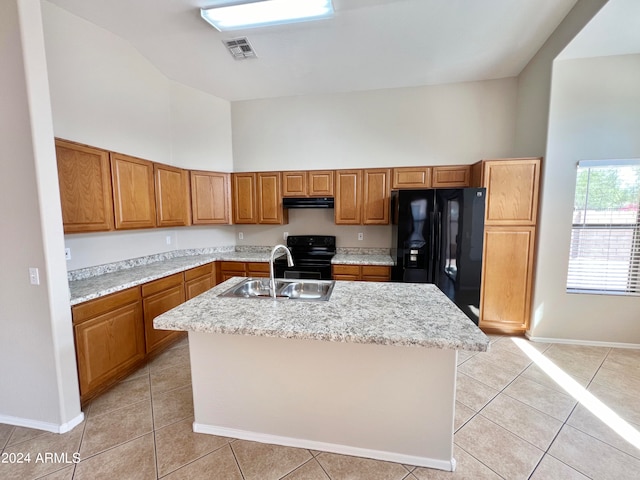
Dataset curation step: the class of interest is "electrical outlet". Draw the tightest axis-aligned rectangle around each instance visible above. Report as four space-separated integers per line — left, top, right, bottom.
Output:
283 232 289 240
65 248 71 260
29 267 40 285
166 235 171 245
358 232 364 241
238 232 244 240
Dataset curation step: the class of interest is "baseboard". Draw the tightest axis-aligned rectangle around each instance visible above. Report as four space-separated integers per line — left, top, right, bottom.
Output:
525 333 640 349
0 412 84 434
193 422 456 472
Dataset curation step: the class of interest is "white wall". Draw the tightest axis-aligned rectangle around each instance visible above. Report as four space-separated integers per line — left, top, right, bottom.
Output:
0 0 81 431
232 78 518 171
42 2 235 270
530 54 640 343
232 78 518 248
513 0 608 157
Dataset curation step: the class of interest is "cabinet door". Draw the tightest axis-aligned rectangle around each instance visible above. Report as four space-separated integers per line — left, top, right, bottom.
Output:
232 173 257 224
73 295 144 399
111 153 156 229
184 263 215 300
482 159 540 225
55 139 114 233
143 282 185 354
432 166 471 188
362 168 390 225
308 170 334 196
154 163 191 227
257 172 287 224
335 170 362 225
479 226 535 333
190 171 230 224
391 167 431 189
282 171 307 197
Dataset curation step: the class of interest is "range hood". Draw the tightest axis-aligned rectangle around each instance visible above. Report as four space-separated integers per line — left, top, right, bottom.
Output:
283 197 334 209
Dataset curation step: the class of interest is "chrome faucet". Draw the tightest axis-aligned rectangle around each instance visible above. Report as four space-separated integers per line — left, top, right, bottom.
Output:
269 244 294 298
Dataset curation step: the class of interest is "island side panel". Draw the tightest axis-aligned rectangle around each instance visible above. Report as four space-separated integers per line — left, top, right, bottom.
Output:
188 331 457 470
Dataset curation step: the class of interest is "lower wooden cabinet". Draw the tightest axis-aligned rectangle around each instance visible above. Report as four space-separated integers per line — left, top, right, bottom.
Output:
219 261 269 282
142 274 185 354
332 265 391 282
72 288 145 402
479 226 535 333
184 263 216 300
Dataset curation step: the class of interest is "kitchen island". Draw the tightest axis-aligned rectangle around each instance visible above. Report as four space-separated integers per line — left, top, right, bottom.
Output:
154 278 489 471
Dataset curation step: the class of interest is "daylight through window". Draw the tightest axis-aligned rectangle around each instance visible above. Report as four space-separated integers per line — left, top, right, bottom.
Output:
567 159 640 295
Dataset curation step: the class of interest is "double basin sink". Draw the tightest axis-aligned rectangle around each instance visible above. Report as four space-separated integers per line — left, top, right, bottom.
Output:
220 278 335 301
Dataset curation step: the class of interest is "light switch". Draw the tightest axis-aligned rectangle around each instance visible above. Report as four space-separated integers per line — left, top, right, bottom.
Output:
29 267 40 285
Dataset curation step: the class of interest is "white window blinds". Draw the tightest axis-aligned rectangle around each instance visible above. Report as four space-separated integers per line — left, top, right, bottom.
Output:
567 159 640 295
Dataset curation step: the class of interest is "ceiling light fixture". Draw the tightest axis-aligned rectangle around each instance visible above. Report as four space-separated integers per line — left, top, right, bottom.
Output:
200 0 334 32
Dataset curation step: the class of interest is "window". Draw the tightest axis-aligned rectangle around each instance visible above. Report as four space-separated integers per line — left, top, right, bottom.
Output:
567 159 640 295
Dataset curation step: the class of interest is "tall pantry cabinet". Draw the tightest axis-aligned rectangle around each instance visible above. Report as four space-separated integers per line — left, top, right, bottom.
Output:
472 158 541 334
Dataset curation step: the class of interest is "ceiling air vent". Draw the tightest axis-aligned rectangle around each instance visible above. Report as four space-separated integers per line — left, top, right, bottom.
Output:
223 37 257 60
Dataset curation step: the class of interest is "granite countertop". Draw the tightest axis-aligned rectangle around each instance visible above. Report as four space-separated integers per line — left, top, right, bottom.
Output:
154 277 489 352
68 251 274 306
331 254 394 266
68 248 395 306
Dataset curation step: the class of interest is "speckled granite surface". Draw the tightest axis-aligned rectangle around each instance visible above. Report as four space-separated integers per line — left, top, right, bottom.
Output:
68 247 396 305
154 278 489 352
68 250 274 306
331 254 394 266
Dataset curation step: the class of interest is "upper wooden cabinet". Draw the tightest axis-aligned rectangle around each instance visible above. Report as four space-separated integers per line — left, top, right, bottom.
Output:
282 170 334 197
335 169 390 225
55 139 114 233
432 165 471 188
232 172 257 224
282 171 307 196
309 171 334 196
232 172 287 224
362 168 390 225
257 172 287 224
392 167 432 189
474 158 541 226
111 153 156 229
335 170 362 224
190 171 230 225
154 163 191 227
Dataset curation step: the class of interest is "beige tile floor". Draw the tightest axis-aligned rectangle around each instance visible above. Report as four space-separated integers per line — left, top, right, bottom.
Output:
1 335 640 479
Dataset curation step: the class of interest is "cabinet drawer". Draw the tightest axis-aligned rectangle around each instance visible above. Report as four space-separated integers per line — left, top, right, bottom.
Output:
220 261 246 272
141 273 183 297
332 265 360 276
184 263 213 282
247 262 270 273
361 266 391 277
72 287 140 324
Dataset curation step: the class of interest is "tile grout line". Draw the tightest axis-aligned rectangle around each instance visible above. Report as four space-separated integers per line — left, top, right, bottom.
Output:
228 441 247 480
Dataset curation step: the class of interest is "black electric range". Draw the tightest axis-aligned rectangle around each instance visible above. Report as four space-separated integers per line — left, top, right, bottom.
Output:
274 235 336 280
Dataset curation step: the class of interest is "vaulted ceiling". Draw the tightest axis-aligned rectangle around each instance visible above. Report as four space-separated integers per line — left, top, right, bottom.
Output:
47 0 581 101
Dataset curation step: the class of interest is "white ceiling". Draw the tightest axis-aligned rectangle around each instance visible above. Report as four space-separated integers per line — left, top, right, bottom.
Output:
46 0 581 101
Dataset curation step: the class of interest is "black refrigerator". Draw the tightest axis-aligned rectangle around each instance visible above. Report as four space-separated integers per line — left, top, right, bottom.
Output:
391 188 486 324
